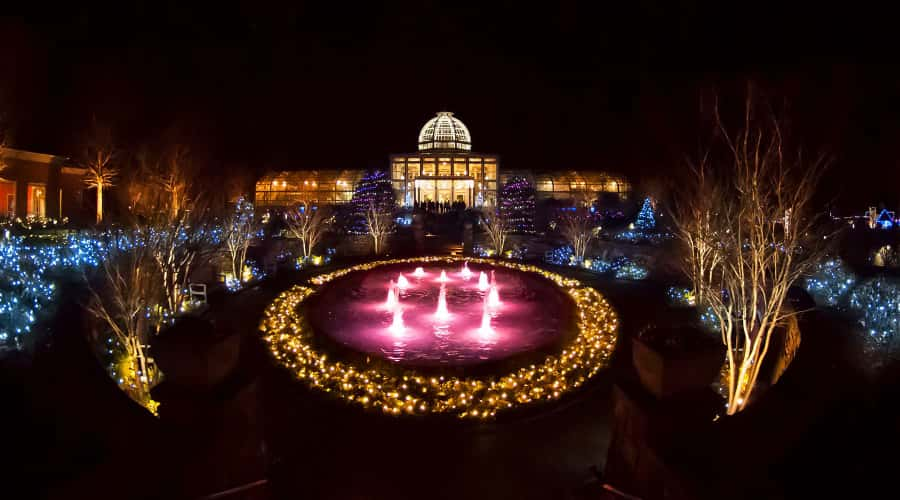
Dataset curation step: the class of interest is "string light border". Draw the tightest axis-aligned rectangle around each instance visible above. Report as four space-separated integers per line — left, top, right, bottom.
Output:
259 257 619 419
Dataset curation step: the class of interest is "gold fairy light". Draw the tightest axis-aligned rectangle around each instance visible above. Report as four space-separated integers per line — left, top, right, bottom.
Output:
259 257 618 419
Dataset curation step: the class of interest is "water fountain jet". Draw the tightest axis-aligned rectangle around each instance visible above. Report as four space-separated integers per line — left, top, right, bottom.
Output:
438 270 448 283
487 285 501 309
435 283 450 321
413 267 425 278
460 261 472 279
385 280 398 310
389 308 405 335
477 271 489 291
478 303 494 338
397 273 410 289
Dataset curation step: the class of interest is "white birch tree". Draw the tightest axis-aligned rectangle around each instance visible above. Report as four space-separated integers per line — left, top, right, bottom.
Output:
684 95 826 414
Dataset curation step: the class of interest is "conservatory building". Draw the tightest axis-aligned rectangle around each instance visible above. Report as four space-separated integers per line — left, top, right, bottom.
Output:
390 111 498 208
254 111 632 210
254 169 364 208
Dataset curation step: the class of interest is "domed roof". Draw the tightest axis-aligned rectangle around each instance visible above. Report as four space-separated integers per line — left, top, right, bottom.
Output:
417 111 472 152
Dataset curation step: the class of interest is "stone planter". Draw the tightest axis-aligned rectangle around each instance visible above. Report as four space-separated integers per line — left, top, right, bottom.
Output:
632 325 723 400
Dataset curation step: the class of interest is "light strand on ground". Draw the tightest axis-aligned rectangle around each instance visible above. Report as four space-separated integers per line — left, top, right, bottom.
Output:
259 257 619 419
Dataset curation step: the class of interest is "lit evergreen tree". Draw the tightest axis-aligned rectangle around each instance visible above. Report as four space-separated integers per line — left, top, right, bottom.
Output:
499 176 535 233
635 197 656 230
350 170 395 234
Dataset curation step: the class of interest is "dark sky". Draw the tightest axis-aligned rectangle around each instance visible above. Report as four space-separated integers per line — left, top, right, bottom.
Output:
1 1 898 211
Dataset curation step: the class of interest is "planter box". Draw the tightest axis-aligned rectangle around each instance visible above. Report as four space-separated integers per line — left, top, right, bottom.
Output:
151 317 241 390
632 325 723 400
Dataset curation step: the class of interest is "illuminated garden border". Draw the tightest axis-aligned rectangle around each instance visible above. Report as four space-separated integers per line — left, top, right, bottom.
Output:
259 257 619 419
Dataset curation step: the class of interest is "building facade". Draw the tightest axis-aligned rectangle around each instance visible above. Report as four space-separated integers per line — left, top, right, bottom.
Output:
0 148 88 222
391 112 498 208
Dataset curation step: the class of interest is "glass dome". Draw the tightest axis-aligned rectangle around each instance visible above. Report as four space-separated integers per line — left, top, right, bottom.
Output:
417 111 472 152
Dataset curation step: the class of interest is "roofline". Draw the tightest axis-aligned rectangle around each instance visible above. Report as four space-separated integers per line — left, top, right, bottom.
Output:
1 147 70 164
391 152 499 158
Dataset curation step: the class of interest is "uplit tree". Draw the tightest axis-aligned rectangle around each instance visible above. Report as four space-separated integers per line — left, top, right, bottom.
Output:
146 199 221 315
222 197 259 284
671 160 724 306
685 95 826 415
499 176 535 233
81 120 118 224
285 201 331 258
364 201 393 255
85 237 158 406
560 207 597 263
155 145 191 219
481 210 509 256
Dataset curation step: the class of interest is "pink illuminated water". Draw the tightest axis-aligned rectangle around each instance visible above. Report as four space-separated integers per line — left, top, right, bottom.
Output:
307 264 572 366
397 273 410 288
413 267 425 278
438 270 448 283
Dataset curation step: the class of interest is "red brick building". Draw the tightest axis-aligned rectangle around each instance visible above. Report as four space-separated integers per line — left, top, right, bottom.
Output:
0 147 90 223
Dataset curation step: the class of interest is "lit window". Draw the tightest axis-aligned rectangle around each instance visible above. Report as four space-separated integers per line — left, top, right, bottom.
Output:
27 183 46 218
0 180 15 217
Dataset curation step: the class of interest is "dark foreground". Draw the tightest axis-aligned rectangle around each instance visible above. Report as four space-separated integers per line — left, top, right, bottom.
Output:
2 263 898 499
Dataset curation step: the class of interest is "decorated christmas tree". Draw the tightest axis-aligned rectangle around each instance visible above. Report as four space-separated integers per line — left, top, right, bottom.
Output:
499 176 535 233
635 197 656 230
350 170 395 233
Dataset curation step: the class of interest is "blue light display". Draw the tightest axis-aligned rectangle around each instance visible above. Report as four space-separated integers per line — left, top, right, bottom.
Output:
802 258 857 307
543 245 648 280
635 197 656 230
848 277 900 344
0 233 107 347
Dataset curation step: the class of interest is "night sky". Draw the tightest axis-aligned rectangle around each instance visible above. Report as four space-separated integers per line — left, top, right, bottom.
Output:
2 1 897 211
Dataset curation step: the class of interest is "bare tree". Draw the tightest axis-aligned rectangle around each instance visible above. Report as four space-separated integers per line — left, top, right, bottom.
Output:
85 237 158 405
223 197 258 284
559 207 597 263
155 145 191 219
285 201 330 258
81 120 118 224
670 157 725 306
481 210 509 256
146 199 221 315
364 201 393 255
687 96 826 415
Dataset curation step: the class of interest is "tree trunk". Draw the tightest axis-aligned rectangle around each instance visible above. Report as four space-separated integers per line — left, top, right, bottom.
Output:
96 185 103 224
